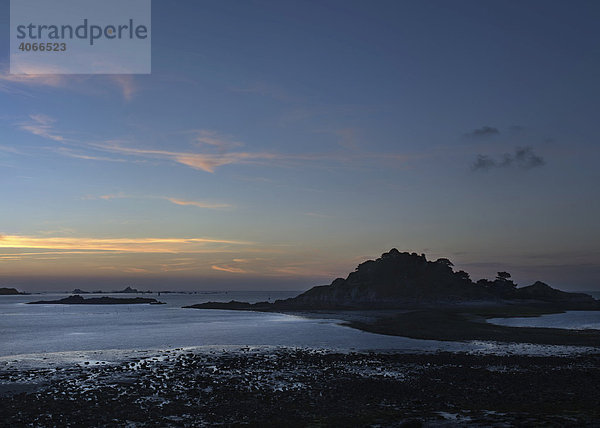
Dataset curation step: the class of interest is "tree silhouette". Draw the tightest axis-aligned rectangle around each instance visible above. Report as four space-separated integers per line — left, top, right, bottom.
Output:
496 271 511 281
435 258 454 268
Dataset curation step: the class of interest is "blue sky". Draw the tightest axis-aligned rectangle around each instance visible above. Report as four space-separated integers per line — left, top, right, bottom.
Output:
1 0 599 291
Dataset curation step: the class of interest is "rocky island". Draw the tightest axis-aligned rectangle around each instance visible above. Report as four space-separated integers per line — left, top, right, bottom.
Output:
4 252 600 426
28 295 165 305
185 249 600 345
70 286 150 294
0 287 28 295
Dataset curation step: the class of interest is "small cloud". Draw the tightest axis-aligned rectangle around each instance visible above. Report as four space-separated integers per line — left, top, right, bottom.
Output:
465 126 500 138
81 192 128 201
99 193 129 200
512 147 545 169
19 114 65 142
304 212 333 218
172 153 237 172
122 267 151 274
165 198 232 209
211 265 247 274
109 75 137 101
472 147 546 171
191 130 243 150
472 155 497 171
29 114 55 126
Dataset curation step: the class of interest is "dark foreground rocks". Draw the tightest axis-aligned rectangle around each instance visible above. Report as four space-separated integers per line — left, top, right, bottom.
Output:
1 349 599 427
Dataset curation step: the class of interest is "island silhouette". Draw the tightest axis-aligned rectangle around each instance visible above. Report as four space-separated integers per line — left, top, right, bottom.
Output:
185 249 600 345
0 287 28 295
28 295 165 305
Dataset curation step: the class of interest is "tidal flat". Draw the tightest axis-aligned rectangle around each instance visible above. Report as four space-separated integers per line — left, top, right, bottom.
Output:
1 347 599 427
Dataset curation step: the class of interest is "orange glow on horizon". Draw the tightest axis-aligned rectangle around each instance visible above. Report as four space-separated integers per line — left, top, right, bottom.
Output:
0 235 252 254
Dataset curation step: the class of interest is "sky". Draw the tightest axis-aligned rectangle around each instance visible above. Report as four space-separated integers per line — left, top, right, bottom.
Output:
1 0 599 292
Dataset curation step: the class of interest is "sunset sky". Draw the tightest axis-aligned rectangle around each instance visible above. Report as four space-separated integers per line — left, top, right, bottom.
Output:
1 0 599 291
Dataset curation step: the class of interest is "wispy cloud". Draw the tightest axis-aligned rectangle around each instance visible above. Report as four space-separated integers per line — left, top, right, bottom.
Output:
122 267 151 274
90 140 261 173
165 198 232 209
83 193 232 209
89 139 414 173
0 71 66 94
109 75 137 101
55 147 126 162
19 114 65 142
472 147 546 171
16 115 415 173
190 130 243 150
0 235 252 254
98 193 129 200
211 265 248 274
0 68 137 100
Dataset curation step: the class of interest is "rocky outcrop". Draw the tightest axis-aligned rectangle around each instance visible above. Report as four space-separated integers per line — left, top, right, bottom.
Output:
515 281 598 305
116 286 139 293
186 249 600 311
276 250 488 308
0 287 25 295
28 295 164 305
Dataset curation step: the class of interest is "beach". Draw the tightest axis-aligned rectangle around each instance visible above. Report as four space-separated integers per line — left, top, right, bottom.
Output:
2 293 600 426
2 347 599 426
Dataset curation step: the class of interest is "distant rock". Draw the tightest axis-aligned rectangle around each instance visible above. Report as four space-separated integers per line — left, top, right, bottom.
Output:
0 287 27 295
27 295 164 305
116 286 139 293
183 300 260 310
515 281 598 305
72 288 89 294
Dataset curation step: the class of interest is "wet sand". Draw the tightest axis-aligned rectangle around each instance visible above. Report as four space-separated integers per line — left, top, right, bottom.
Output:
280 307 600 347
1 347 599 426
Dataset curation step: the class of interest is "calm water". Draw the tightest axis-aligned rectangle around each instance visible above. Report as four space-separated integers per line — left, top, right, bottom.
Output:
0 291 459 358
1 291 599 363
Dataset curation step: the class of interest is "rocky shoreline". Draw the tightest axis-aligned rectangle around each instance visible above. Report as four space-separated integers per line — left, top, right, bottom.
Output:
1 348 599 426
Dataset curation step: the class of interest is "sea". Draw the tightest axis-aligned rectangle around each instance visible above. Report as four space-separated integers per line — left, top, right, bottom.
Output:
2 290 600 367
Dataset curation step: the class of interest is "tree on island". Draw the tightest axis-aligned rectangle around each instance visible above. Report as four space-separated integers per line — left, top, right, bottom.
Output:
435 258 454 268
496 271 512 282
